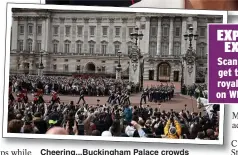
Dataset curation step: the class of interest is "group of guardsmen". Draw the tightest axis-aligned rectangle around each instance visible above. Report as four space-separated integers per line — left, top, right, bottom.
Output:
140 83 175 104
181 83 207 99
107 90 131 105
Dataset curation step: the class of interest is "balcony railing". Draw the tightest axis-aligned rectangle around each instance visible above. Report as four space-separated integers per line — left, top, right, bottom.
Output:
10 69 129 76
48 52 129 57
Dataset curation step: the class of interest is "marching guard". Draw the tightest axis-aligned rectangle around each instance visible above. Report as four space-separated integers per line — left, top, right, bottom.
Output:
51 90 60 104
77 89 86 105
140 89 147 105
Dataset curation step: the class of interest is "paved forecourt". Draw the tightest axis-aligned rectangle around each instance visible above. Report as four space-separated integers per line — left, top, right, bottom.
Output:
17 81 199 113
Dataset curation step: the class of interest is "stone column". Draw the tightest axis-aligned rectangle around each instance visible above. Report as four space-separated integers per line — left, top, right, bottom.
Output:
45 16 50 52
32 18 37 53
108 18 114 54
122 18 128 55
72 17 77 53
192 17 198 52
11 17 18 51
169 17 174 56
156 17 161 55
59 17 65 53
181 17 187 55
83 18 89 53
144 16 150 55
96 18 102 54
23 17 28 51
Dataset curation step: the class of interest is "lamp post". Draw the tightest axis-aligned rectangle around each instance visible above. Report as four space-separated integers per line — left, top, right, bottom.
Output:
205 53 208 83
129 26 144 90
184 26 198 49
116 51 122 80
38 51 44 76
130 27 143 46
180 56 185 93
182 26 198 85
118 50 122 68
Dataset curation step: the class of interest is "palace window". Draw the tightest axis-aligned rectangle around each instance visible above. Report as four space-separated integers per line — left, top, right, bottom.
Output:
128 27 133 36
89 41 95 54
200 27 206 37
102 26 108 36
77 26 83 36
19 25 24 34
173 43 181 56
53 43 58 53
114 42 121 54
101 41 108 54
76 41 83 53
63 64 69 72
127 42 133 55
90 26 95 36
151 27 157 36
162 26 169 36
18 40 23 51
115 27 121 36
149 42 157 56
36 40 41 52
64 40 71 53
28 25 33 34
175 27 180 37
27 39 32 52
102 66 106 72
161 43 169 56
53 26 59 35
200 47 205 57
76 65 80 71
65 26 71 36
53 64 57 71
37 25 42 35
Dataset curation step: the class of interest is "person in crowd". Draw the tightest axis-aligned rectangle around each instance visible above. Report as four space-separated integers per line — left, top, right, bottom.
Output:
164 112 182 139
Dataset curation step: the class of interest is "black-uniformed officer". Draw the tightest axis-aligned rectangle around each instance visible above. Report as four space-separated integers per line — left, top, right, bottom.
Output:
140 90 147 105
77 89 86 105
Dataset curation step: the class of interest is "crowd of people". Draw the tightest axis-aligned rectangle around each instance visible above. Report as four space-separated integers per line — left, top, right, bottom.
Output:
7 75 219 140
7 99 219 139
9 75 140 97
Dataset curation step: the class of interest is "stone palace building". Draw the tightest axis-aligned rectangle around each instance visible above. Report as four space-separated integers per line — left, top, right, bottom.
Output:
10 8 223 82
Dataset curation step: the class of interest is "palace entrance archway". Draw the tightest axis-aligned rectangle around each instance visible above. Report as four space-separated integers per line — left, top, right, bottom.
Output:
85 62 96 73
157 62 171 82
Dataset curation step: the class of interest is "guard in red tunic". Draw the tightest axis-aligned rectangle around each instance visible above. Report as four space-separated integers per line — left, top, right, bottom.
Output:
33 93 39 104
37 88 44 103
51 91 60 104
21 88 28 103
17 92 24 103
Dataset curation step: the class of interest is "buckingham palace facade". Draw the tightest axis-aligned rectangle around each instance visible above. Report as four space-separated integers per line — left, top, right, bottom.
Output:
10 8 223 82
